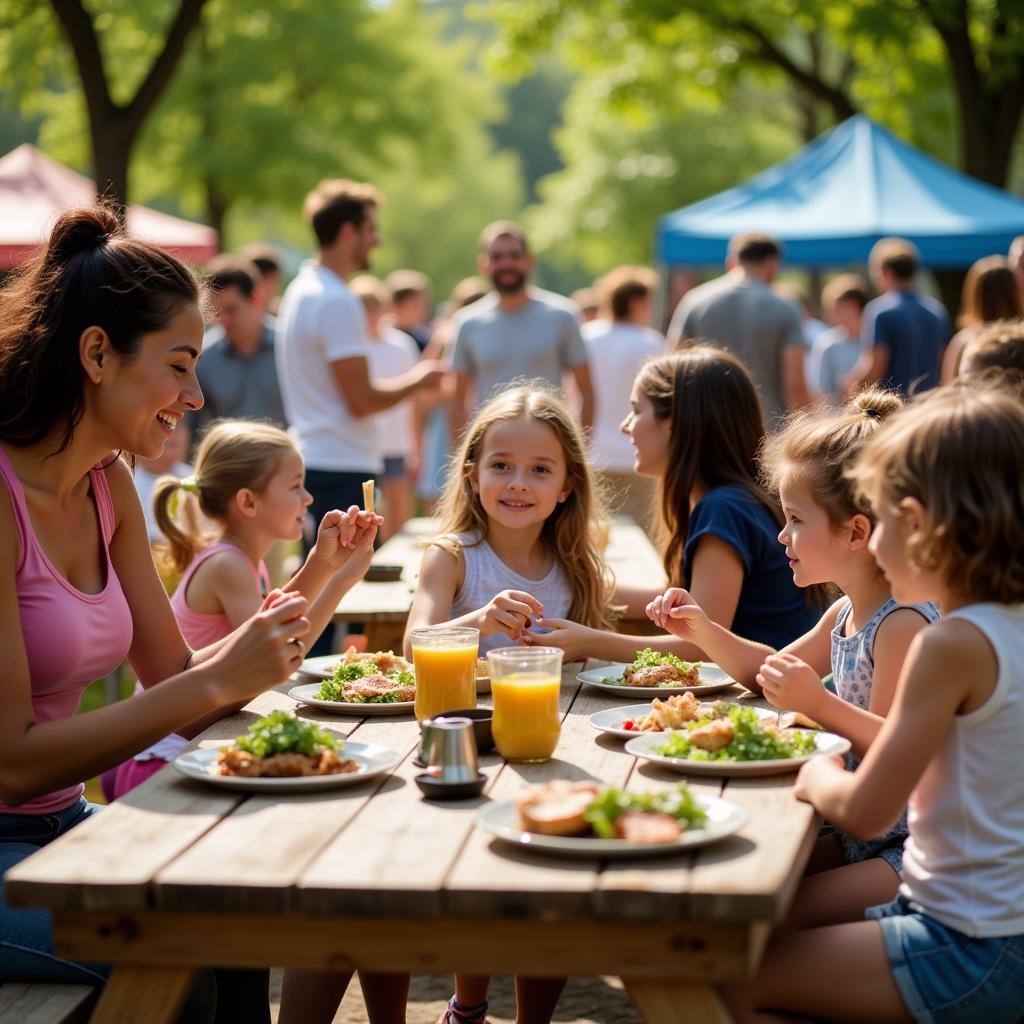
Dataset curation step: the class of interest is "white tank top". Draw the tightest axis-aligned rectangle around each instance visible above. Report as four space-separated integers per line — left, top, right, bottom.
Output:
447 532 573 655
900 602 1024 937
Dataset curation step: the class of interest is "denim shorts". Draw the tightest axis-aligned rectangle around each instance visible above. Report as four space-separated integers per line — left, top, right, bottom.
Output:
867 893 1024 1024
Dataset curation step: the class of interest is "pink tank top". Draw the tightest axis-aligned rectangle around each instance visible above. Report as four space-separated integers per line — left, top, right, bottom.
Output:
171 542 270 649
0 448 133 815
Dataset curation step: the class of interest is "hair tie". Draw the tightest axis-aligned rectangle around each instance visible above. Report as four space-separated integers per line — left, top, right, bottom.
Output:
180 476 201 495
863 407 882 420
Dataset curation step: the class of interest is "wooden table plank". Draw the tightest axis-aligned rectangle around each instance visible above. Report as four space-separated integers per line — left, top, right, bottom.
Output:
1 688 301 913
53 911 759 983
154 714 421 913
443 674 641 919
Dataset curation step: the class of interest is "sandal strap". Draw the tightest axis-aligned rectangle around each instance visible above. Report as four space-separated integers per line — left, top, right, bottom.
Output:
447 996 489 1024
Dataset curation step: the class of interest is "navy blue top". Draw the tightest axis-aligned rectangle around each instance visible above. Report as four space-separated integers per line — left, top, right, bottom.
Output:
863 290 949 395
684 485 820 649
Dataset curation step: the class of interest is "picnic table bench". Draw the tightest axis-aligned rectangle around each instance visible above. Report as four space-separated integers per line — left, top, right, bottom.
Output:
6 664 818 1024
333 516 668 651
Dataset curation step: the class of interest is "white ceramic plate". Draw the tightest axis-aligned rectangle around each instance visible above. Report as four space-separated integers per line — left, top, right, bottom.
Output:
296 654 344 681
625 730 851 777
299 655 491 693
172 741 401 793
589 702 777 741
288 683 415 716
476 795 747 859
577 662 738 698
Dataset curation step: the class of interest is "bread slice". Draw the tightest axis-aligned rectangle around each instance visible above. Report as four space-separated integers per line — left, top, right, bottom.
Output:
517 780 600 836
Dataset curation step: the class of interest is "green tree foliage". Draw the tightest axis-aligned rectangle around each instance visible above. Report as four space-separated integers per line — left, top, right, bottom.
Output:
488 0 1023 187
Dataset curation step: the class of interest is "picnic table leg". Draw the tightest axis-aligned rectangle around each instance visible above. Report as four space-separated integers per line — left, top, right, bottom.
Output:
89 965 197 1024
624 979 732 1024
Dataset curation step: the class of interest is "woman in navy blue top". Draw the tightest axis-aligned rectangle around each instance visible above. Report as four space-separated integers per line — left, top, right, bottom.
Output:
529 346 825 660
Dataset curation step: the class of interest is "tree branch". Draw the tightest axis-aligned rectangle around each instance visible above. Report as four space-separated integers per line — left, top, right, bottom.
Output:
48 0 113 122
725 16 858 122
124 0 208 137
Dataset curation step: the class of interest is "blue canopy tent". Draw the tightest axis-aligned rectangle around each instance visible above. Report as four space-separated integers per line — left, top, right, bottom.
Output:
657 115 1024 269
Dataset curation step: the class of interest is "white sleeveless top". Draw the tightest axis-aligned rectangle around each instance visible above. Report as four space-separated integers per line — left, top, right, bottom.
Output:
447 532 573 655
900 603 1024 937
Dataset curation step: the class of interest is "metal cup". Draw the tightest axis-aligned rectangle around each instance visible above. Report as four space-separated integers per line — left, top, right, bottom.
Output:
419 717 479 784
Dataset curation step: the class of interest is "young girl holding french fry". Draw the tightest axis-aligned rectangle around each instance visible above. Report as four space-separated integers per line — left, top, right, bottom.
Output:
108 419 381 797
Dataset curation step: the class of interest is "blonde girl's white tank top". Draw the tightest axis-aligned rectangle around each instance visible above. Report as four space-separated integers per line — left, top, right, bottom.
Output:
446 532 573 655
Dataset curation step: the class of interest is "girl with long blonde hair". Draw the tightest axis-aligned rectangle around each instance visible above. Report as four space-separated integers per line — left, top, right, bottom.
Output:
406 382 613 657
404 383 612 1024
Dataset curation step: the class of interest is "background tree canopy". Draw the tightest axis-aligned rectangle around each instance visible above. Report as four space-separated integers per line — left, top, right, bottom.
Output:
0 0 1021 301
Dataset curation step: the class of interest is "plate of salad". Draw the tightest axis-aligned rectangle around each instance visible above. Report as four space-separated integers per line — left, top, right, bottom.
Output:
290 649 416 715
173 711 401 792
477 781 747 858
577 649 738 697
589 698 777 740
625 704 850 777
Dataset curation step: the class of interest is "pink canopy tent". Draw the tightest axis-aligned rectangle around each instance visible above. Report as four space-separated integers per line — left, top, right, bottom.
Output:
0 143 218 269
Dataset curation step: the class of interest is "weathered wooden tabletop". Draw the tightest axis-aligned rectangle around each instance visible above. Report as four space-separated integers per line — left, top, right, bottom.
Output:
333 516 668 650
7 664 817 1024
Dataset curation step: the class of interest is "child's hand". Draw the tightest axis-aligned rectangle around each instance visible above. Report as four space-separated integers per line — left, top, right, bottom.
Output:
314 505 383 578
523 617 592 661
480 590 544 639
646 587 711 642
756 652 826 716
794 753 846 804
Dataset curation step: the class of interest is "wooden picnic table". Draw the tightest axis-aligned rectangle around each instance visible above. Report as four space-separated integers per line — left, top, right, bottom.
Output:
334 516 668 651
6 665 818 1024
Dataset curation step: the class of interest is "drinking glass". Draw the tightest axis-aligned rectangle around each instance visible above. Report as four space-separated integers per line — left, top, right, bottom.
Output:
488 646 563 763
410 626 479 723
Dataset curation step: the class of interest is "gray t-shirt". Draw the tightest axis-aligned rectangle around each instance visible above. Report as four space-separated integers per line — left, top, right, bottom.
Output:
667 275 804 424
451 288 587 406
193 318 287 432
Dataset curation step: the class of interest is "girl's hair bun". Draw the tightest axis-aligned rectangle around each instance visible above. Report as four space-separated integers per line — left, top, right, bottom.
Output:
46 205 122 264
848 387 903 423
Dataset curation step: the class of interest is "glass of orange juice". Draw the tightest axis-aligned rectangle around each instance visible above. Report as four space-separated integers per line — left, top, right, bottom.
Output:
410 626 479 723
488 647 564 763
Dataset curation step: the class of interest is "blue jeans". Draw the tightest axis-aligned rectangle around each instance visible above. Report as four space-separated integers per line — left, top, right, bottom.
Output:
1 798 268 1023
305 467 376 656
0 798 107 984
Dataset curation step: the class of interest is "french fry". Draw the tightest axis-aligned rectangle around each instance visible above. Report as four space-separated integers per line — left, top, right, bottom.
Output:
362 479 376 515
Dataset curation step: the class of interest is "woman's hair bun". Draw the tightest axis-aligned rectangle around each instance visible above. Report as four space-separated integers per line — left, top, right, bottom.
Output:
847 386 903 423
46 205 122 264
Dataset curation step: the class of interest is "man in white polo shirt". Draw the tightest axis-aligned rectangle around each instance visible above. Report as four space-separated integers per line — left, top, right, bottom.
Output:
276 179 443 526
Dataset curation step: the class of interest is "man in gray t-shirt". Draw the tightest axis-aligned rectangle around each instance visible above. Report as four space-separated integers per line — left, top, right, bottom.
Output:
450 221 593 436
666 233 809 424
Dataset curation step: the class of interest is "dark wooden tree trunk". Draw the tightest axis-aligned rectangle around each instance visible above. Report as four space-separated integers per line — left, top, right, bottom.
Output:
91 118 133 216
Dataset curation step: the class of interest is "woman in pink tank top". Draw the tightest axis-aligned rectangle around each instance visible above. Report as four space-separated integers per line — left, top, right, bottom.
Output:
0 207 332 1016
109 419 382 799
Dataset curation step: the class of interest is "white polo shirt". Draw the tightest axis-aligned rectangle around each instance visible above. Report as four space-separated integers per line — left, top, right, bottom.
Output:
276 261 381 472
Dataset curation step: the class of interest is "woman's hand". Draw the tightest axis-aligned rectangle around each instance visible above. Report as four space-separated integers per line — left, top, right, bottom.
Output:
523 617 593 661
646 587 711 643
479 590 544 639
314 506 383 580
756 652 827 716
205 590 310 703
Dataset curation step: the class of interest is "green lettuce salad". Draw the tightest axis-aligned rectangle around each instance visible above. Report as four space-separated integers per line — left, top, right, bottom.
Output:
314 661 415 704
602 647 701 686
653 705 817 762
584 784 707 838
234 711 340 758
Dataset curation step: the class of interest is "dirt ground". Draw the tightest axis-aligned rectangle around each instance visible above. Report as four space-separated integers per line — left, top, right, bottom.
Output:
269 971 640 1024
